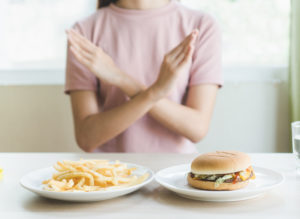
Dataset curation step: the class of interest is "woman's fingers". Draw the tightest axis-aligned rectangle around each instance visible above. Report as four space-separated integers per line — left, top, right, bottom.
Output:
177 44 194 67
184 30 198 54
173 32 197 63
69 29 94 46
168 33 193 60
173 45 190 67
67 32 93 54
70 46 91 68
173 30 198 66
68 29 95 48
173 49 187 67
66 29 95 53
168 29 198 61
68 35 93 61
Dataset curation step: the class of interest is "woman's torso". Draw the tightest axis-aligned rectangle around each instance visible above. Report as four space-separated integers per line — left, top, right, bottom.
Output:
66 1 223 153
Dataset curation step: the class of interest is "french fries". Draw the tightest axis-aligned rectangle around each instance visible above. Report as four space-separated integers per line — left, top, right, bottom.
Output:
42 159 148 192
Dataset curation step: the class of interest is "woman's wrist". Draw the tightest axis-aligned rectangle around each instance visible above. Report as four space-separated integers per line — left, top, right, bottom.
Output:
116 72 145 98
139 87 161 105
146 84 166 102
112 69 165 102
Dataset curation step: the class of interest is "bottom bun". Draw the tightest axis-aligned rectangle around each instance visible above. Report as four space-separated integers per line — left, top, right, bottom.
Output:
187 173 249 191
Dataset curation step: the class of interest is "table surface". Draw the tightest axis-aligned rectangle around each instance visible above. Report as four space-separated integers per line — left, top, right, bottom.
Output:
0 153 299 219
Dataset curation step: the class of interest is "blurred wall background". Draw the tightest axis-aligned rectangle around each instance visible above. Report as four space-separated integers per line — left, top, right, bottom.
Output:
0 81 290 153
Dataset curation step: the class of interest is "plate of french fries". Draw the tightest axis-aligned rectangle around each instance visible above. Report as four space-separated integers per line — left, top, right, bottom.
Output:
20 159 154 202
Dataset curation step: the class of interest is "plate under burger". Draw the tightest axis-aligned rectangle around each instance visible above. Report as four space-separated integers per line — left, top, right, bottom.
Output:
20 162 154 202
155 164 284 202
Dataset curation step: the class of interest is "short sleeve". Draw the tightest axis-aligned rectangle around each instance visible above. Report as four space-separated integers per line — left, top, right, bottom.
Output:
64 22 98 94
189 14 223 87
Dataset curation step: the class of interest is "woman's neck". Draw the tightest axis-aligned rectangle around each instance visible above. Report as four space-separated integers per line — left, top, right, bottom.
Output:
115 0 170 10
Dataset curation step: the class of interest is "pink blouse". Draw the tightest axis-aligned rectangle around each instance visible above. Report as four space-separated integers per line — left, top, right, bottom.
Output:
65 1 223 153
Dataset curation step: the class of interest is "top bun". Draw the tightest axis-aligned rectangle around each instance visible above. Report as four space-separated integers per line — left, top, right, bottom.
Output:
191 151 251 175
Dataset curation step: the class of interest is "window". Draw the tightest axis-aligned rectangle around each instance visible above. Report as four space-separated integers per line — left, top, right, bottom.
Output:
0 0 291 84
0 0 97 70
181 0 291 67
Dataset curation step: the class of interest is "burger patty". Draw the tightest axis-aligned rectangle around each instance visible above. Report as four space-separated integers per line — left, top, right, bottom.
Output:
189 171 254 183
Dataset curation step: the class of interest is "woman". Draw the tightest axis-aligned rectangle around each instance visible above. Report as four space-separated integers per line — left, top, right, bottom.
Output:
65 0 223 153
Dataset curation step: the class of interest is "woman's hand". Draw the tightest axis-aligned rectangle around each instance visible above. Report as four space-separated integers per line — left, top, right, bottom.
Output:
67 28 198 100
151 30 198 99
66 29 125 86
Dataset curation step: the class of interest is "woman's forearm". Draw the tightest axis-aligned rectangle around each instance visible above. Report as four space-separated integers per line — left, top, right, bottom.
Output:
118 76 210 142
149 99 209 142
77 88 158 152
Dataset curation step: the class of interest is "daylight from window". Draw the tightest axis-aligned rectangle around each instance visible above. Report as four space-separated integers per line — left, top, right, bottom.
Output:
0 0 290 70
181 0 291 67
0 0 97 69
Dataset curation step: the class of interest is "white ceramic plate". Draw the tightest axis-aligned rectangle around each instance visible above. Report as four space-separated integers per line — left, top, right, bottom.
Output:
155 164 284 202
20 163 154 202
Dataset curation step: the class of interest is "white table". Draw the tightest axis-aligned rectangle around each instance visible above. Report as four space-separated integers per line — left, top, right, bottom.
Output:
0 153 299 219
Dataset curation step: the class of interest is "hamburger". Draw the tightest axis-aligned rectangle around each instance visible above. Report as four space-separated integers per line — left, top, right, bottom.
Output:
187 151 255 191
